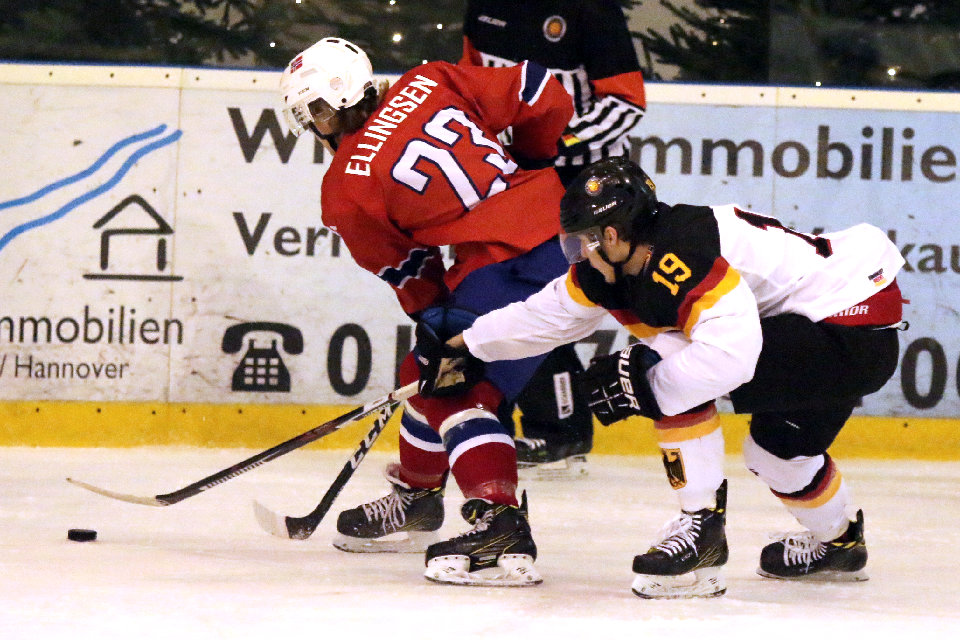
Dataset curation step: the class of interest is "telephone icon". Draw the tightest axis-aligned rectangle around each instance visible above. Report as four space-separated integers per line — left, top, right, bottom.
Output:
221 322 304 392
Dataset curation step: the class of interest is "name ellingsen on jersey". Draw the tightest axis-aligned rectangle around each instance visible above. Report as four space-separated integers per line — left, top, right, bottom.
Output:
345 74 439 177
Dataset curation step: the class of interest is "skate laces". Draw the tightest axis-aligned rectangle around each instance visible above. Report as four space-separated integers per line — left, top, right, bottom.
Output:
770 531 826 566
454 508 496 540
651 512 701 556
454 499 514 540
360 487 415 530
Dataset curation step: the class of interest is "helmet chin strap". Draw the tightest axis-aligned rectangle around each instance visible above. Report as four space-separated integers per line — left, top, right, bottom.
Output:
596 239 642 279
309 122 340 152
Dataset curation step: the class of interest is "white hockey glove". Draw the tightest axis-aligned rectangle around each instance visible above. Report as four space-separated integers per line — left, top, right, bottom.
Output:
579 344 663 425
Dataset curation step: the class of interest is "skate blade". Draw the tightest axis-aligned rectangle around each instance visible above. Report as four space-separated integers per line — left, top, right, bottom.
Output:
332 530 438 554
757 567 869 582
425 554 542 587
518 455 588 481
632 567 726 599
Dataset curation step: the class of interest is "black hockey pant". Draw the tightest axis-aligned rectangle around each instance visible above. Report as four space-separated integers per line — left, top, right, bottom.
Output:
729 314 901 459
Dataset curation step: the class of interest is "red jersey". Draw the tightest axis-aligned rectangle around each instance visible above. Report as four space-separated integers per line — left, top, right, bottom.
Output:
321 60 573 316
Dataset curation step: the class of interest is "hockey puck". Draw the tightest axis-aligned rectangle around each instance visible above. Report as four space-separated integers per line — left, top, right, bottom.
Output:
67 528 97 542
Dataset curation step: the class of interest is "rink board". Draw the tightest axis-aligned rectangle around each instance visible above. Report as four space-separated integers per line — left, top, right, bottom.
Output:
0 401 956 460
2 63 960 456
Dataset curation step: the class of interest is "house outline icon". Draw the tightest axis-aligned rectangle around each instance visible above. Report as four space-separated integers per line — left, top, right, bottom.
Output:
83 194 183 281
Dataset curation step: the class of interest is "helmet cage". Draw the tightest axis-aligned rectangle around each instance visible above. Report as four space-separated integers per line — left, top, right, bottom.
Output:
559 226 603 264
283 96 337 138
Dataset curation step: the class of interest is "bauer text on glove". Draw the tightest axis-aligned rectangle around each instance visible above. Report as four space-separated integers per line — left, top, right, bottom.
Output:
579 344 663 424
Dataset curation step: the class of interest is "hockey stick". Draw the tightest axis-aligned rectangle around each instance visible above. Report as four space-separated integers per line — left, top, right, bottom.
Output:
66 381 419 507
252 400 398 539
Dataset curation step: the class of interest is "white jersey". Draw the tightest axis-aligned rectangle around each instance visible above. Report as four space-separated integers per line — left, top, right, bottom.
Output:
463 203 905 416
711 205 902 322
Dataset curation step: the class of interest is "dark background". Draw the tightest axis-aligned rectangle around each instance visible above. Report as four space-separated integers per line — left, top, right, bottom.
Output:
1 1 959 89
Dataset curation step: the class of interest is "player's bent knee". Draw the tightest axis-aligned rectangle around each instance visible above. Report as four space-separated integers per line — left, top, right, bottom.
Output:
742 434 824 494
406 379 504 432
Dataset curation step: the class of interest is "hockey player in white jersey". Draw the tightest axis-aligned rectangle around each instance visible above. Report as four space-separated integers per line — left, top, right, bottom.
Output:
415 157 906 598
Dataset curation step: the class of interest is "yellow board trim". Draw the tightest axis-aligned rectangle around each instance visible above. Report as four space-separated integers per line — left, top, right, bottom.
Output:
0 401 399 449
1 401 958 460
595 413 960 461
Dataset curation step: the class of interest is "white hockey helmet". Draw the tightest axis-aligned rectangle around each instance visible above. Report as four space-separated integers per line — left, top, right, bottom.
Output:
280 37 374 137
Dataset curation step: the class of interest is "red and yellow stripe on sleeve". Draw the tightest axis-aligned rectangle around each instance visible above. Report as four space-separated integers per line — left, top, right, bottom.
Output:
566 267 666 339
676 257 741 337
565 267 596 308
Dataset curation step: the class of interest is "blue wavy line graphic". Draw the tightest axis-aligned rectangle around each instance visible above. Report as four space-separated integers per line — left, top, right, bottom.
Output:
0 127 182 253
0 124 169 212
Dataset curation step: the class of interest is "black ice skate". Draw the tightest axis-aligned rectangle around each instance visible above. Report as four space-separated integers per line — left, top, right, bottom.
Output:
333 468 444 553
631 480 728 599
758 509 868 581
424 492 541 587
515 437 589 481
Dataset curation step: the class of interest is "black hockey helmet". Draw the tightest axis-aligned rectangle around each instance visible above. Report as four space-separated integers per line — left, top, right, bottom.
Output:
558 157 658 263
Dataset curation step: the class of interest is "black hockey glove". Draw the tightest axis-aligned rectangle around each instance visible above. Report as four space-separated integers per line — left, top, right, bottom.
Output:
579 344 663 425
415 321 485 398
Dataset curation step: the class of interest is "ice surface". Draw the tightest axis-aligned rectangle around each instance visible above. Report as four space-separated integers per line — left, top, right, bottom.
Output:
1 447 958 639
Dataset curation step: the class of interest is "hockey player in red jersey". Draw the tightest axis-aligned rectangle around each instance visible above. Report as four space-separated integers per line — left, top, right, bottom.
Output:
280 37 575 586
461 0 648 476
417 157 906 597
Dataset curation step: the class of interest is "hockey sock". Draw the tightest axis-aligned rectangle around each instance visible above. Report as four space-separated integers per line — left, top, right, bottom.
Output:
441 410 518 506
654 402 724 511
397 405 448 488
743 434 852 541
397 353 507 491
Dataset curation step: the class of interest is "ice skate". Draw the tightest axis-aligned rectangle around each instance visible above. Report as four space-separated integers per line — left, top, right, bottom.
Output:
333 466 444 553
631 480 728 599
758 509 868 581
424 492 541 587
515 437 589 481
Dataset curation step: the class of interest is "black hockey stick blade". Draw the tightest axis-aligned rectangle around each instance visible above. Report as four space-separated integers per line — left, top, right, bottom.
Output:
67 381 418 507
253 400 398 539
